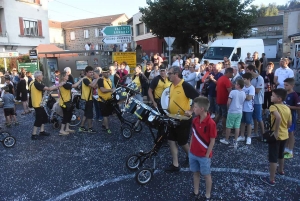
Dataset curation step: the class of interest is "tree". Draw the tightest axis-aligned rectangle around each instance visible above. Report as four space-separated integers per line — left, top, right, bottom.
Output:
139 0 258 49
288 0 300 9
258 3 278 17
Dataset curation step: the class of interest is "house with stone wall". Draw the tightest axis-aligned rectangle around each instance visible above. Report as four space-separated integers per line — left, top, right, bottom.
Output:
61 14 129 52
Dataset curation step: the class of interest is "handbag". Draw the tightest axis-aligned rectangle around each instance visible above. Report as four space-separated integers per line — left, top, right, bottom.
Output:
79 85 92 111
262 105 280 143
59 88 74 111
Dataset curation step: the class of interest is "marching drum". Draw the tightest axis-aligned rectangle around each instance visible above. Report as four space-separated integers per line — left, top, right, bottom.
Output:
134 102 152 122
125 98 140 114
147 109 161 128
111 87 128 103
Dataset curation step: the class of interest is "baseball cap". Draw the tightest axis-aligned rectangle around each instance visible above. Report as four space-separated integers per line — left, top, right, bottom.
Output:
102 66 109 73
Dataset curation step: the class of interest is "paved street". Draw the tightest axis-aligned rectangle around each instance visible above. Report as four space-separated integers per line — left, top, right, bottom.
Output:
0 103 299 201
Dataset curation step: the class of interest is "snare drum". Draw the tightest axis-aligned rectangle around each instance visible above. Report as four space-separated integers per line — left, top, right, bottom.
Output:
147 109 161 127
134 103 151 121
125 98 139 114
127 82 138 91
111 87 128 103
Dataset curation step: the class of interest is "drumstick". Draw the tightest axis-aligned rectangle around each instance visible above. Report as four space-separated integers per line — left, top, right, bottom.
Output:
173 101 186 113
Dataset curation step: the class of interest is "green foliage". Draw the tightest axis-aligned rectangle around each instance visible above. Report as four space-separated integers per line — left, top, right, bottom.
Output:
139 0 258 48
258 3 279 17
288 0 300 9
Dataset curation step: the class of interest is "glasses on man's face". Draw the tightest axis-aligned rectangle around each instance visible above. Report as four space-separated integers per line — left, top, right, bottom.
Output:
167 72 174 75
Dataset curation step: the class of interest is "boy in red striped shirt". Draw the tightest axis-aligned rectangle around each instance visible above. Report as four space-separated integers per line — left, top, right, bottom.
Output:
189 97 217 201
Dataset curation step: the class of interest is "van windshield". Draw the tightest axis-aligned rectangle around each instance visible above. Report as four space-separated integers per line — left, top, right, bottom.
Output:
204 47 234 60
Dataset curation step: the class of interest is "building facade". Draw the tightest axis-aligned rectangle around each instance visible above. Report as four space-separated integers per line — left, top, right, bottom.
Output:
248 16 283 59
61 14 129 51
48 20 64 49
0 0 49 54
132 12 165 58
283 8 300 58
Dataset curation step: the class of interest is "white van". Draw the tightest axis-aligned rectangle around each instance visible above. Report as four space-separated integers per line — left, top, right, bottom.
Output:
201 39 264 66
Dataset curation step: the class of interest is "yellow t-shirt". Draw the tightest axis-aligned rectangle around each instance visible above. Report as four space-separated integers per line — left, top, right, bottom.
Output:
155 78 171 99
97 78 112 101
29 80 45 108
133 75 141 92
81 77 93 101
169 79 190 115
59 83 72 106
269 104 292 140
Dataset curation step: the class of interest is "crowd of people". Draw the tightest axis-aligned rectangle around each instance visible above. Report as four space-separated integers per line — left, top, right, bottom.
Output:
1 50 300 200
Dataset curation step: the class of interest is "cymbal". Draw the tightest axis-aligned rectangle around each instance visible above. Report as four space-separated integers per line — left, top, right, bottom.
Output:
167 113 191 120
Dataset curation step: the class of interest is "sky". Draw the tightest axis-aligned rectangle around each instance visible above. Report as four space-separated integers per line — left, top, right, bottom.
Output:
48 0 289 22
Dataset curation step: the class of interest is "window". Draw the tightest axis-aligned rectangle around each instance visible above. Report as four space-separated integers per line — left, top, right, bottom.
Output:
204 47 234 60
23 20 38 36
145 26 151 34
84 30 89 38
70 31 75 40
136 23 144 36
95 28 103 37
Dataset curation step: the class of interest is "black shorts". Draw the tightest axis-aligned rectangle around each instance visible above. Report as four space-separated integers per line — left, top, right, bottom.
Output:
20 92 28 102
34 107 48 127
84 100 93 119
268 140 287 163
168 118 192 146
4 108 15 116
99 101 113 117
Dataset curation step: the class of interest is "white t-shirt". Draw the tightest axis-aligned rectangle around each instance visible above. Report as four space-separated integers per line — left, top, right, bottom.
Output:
250 75 264 104
228 90 246 114
242 85 255 112
275 67 294 89
84 44 90 51
172 59 183 67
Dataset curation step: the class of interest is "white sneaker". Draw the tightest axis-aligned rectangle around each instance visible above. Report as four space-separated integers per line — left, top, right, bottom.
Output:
237 136 245 142
211 113 215 119
233 140 238 149
246 137 252 145
220 138 229 145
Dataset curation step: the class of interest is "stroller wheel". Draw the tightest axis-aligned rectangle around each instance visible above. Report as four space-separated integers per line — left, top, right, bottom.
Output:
135 168 153 185
0 132 10 141
126 155 140 170
69 108 83 127
122 127 132 139
3 136 16 148
53 121 60 129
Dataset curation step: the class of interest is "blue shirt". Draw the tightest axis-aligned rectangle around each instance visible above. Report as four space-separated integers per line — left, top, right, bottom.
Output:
208 72 223 97
284 92 300 122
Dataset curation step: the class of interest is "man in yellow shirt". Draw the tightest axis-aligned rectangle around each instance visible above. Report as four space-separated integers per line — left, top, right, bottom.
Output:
30 71 62 140
165 66 199 172
96 67 115 134
260 88 292 186
78 66 99 133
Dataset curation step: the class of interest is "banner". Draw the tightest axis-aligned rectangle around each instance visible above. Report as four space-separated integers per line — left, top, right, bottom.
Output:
112 52 136 73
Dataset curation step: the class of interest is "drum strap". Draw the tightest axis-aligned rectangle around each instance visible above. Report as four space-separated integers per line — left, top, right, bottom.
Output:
168 84 172 110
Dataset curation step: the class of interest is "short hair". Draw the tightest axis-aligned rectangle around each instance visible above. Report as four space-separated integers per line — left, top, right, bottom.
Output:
284 78 295 85
262 53 265 56
153 63 159 67
225 67 233 74
2 86 9 92
94 67 102 73
281 58 289 63
34 71 43 79
64 67 71 73
273 88 287 101
204 60 209 65
85 66 94 73
54 70 60 74
238 62 245 69
193 96 210 112
236 79 244 88
59 71 67 82
242 72 252 80
93 70 100 75
19 72 25 78
267 62 274 68
247 64 256 72
169 66 181 76
253 51 258 55
5 76 10 81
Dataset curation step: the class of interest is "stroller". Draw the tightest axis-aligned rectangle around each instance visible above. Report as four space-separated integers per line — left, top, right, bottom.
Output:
41 90 83 129
0 128 16 148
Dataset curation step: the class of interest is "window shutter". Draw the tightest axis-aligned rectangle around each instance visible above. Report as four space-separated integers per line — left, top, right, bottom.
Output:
19 17 24 35
38 20 43 36
95 28 98 37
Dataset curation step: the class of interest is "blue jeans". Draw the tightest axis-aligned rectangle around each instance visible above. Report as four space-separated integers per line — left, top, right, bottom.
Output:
93 98 103 120
208 95 217 114
189 152 211 175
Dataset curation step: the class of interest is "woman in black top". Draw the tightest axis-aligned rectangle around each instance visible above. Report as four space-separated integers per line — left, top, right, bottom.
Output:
261 62 275 113
17 72 30 114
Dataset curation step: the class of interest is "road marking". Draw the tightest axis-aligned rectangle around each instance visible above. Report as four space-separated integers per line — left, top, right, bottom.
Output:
47 168 300 201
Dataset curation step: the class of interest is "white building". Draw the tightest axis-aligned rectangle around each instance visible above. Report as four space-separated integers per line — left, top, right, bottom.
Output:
0 0 49 54
48 20 64 49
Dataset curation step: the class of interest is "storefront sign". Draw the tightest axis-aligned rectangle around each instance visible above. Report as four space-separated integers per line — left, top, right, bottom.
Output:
112 52 136 73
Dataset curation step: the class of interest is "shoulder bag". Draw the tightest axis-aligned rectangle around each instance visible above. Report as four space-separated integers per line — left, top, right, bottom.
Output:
262 105 281 143
59 87 74 111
